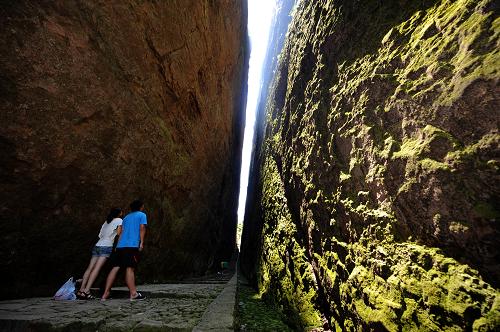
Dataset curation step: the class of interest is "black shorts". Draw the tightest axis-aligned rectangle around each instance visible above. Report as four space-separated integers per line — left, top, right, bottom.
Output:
110 247 140 268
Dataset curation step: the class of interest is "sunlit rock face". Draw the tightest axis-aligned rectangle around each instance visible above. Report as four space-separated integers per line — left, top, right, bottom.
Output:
241 0 499 330
0 1 247 298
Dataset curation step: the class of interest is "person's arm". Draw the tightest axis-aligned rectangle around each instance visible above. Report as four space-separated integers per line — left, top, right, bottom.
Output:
112 225 122 251
139 224 146 251
116 225 122 237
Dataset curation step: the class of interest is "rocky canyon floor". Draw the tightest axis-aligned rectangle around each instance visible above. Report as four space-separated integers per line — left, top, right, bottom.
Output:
0 270 293 331
0 273 238 331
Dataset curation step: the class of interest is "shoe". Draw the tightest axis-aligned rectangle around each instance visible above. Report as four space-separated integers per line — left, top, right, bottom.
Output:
130 292 146 301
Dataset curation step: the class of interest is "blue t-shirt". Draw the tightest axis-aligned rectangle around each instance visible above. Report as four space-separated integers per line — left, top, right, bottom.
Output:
117 211 147 248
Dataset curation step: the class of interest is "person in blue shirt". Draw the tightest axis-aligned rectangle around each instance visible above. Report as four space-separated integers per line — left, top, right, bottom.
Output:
101 199 147 301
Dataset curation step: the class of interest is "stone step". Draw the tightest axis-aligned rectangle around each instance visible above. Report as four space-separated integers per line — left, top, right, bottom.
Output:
193 273 237 331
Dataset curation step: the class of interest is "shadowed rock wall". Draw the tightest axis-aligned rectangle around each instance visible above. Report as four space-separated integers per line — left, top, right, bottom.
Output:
241 0 499 330
0 0 247 299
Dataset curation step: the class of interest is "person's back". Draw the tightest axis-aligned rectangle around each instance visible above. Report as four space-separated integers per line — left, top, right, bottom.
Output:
117 211 147 248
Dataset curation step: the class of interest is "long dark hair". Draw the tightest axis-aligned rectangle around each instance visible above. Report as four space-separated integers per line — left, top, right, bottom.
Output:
106 207 122 224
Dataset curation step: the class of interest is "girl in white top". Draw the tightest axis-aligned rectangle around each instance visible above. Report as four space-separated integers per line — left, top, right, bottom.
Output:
77 208 123 300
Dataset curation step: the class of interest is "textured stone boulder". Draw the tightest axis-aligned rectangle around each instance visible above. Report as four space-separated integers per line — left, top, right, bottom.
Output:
0 1 247 298
241 0 499 330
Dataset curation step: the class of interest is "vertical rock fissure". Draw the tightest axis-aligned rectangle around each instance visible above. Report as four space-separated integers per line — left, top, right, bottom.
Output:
145 36 181 101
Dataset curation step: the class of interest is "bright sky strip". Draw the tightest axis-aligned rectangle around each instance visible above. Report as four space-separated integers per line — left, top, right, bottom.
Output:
237 0 277 224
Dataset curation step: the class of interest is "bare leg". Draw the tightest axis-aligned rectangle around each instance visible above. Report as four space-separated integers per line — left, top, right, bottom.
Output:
125 267 137 298
80 257 98 292
101 266 120 300
82 257 107 293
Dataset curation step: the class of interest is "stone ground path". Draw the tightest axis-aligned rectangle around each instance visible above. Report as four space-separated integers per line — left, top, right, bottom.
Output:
0 272 237 331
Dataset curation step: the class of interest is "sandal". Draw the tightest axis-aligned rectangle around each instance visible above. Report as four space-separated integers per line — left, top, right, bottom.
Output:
77 291 95 300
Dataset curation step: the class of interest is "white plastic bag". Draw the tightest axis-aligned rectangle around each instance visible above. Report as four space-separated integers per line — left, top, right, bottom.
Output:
53 277 76 301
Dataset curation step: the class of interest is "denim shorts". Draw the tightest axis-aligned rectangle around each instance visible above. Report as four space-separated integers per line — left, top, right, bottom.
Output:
91 246 113 257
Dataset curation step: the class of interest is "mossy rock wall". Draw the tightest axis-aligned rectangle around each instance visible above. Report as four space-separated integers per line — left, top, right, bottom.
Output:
241 0 499 330
0 1 247 298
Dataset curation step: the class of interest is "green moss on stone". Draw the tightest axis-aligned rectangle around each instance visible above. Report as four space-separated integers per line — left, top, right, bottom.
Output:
250 0 500 331
237 283 292 331
393 125 459 159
